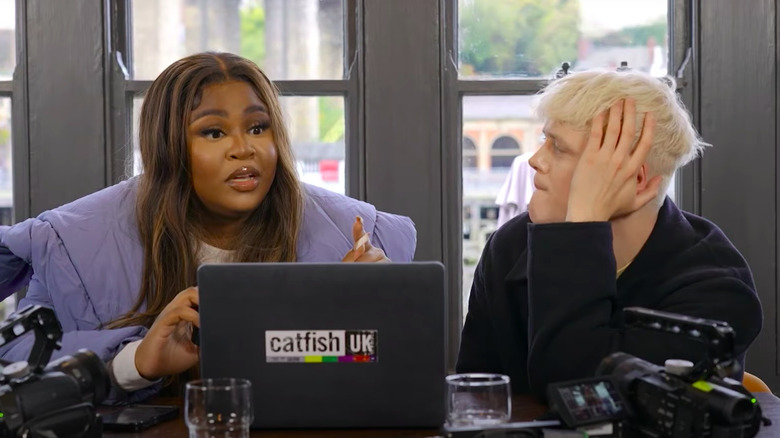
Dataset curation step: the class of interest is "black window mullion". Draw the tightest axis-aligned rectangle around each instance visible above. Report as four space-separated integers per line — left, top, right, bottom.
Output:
344 0 363 200
126 80 352 96
12 0 29 224
457 79 546 95
125 80 150 94
345 62 363 200
275 80 350 94
441 0 462 372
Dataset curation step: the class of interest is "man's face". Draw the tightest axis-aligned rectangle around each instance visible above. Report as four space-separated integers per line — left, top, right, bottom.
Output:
527 120 589 223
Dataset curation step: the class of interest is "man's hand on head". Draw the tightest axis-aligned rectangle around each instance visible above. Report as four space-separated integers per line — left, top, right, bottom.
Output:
565 99 664 223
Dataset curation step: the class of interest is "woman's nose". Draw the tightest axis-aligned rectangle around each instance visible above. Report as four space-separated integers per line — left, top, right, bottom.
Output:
228 136 255 160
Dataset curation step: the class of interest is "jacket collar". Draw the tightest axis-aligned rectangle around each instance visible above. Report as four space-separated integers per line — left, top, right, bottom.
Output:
503 197 683 285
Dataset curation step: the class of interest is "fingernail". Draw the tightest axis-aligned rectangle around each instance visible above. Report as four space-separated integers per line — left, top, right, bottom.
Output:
357 216 363 224
354 233 369 252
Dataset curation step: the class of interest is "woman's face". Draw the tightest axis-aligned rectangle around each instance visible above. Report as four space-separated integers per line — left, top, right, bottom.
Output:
187 80 278 223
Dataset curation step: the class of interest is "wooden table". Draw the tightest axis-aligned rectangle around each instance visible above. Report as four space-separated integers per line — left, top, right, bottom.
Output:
103 392 780 437
102 395 546 438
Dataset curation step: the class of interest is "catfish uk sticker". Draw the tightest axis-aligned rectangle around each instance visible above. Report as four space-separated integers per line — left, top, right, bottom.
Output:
265 330 378 363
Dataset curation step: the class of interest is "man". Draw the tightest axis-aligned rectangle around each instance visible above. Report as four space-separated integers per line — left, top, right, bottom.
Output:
456 69 763 398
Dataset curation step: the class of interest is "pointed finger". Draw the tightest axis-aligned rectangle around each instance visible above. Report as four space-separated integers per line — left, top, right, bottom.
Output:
352 239 367 261
615 98 636 158
352 216 366 243
355 232 372 251
628 112 656 169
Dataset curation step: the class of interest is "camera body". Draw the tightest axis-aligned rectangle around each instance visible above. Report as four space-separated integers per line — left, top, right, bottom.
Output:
594 352 762 438
0 305 110 438
548 307 766 438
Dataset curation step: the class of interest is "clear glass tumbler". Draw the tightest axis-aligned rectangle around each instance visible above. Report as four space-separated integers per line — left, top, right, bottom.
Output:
185 378 253 438
446 373 511 426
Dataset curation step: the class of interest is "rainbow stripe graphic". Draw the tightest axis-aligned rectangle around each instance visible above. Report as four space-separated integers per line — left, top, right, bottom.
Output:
267 355 377 363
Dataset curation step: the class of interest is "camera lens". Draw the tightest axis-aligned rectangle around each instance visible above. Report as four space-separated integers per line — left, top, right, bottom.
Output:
701 383 756 423
596 352 665 396
45 349 110 404
595 352 634 377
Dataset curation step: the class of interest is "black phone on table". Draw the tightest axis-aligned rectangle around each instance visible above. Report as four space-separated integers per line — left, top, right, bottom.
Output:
99 404 180 432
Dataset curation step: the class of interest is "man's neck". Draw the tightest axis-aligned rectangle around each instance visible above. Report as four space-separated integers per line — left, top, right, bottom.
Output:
610 203 662 271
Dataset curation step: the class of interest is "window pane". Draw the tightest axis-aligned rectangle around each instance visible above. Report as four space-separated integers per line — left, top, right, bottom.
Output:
0 0 15 80
0 97 14 319
458 0 668 78
463 137 477 169
462 95 543 317
281 96 346 195
132 96 143 176
131 0 345 81
132 95 346 195
0 98 13 224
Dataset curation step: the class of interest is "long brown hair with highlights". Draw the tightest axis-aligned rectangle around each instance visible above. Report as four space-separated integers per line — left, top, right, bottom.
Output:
109 52 303 329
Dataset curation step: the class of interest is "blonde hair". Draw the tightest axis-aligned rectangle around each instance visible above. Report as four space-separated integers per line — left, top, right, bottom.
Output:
111 52 303 330
536 69 708 183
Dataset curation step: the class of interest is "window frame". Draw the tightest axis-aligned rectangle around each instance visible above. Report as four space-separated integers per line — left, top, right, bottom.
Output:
441 0 687 369
105 0 364 199
1 0 29 308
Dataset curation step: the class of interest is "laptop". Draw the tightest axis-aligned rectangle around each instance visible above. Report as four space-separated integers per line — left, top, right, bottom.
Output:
197 262 447 429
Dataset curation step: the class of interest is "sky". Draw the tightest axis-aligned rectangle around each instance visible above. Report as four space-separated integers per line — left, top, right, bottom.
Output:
0 0 13 30
579 0 668 35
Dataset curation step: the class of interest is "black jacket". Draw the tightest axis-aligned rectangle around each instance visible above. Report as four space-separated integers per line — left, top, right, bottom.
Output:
456 198 763 398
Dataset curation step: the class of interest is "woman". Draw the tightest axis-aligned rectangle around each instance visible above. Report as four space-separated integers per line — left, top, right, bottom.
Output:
0 52 416 402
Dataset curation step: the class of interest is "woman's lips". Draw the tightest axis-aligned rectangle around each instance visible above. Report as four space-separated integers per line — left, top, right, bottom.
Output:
227 175 259 191
226 166 261 191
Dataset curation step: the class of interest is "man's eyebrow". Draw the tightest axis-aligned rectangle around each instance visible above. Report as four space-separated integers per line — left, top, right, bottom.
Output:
544 130 570 149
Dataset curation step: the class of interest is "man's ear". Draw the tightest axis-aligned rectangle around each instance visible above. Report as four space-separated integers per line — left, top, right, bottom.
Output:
636 164 649 190
634 164 664 209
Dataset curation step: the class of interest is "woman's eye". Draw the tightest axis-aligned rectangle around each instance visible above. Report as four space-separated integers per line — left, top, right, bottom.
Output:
539 133 547 143
249 122 270 135
202 129 224 140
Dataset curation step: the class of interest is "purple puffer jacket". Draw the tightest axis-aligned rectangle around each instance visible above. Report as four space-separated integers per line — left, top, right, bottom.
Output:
0 177 416 402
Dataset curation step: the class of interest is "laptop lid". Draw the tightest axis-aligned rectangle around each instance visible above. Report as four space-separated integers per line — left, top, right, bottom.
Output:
197 262 447 429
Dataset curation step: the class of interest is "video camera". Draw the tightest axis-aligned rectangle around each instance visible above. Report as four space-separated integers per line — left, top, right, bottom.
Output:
0 305 109 437
548 307 770 437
